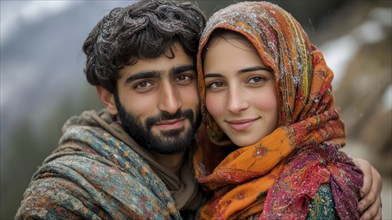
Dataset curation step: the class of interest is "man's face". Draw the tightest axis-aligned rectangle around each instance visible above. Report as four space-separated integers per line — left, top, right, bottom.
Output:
114 43 200 154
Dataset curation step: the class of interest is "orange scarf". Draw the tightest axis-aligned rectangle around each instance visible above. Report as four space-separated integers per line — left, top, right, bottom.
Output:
194 2 363 219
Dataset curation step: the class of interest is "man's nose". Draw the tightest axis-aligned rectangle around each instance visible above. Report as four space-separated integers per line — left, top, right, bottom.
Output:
158 81 182 114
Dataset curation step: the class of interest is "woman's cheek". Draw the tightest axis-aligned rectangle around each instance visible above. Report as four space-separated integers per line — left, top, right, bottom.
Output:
205 93 223 119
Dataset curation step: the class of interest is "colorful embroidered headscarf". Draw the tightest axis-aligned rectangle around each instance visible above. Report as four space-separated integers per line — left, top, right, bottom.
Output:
194 1 363 219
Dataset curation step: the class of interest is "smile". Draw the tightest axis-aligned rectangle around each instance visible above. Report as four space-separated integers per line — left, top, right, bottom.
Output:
226 118 260 131
155 118 186 130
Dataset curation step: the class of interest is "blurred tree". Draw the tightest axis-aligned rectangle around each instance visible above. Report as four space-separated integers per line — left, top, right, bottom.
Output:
1 117 46 219
1 88 101 219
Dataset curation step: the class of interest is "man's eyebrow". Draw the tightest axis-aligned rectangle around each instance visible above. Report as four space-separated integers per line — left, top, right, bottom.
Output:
124 65 195 83
171 65 196 75
124 71 161 84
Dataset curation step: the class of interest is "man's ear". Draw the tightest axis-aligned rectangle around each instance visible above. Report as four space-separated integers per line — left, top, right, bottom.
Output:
96 86 118 115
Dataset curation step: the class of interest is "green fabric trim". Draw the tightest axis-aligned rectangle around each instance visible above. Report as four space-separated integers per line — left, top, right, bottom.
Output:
306 184 337 220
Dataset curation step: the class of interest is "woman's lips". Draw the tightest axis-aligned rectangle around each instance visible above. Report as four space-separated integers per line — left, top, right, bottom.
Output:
226 118 260 131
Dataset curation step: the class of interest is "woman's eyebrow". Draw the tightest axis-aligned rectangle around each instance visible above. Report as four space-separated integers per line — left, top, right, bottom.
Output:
238 66 272 74
204 73 223 78
204 66 272 78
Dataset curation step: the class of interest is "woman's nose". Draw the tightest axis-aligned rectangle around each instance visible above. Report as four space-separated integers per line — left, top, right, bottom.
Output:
226 87 248 114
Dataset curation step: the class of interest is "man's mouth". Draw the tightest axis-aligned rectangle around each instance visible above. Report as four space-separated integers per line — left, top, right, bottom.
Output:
154 118 186 130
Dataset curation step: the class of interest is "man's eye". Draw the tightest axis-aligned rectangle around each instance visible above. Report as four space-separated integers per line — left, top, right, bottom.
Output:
176 74 191 81
175 74 195 85
134 81 153 89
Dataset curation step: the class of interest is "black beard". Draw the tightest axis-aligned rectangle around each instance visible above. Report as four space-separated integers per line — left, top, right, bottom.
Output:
114 92 200 154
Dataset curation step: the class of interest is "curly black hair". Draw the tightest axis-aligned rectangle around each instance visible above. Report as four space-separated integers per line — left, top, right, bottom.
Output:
82 0 206 93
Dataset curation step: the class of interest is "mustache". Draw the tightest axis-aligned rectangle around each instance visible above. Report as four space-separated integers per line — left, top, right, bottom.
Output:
145 109 194 130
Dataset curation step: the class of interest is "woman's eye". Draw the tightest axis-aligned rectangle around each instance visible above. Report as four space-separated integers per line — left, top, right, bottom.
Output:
206 81 225 89
248 76 265 84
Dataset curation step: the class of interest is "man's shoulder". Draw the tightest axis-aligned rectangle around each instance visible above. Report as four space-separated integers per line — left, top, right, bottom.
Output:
61 109 107 131
16 135 176 219
60 123 107 143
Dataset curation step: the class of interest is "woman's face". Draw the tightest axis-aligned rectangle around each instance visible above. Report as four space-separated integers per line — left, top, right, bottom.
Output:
203 36 278 147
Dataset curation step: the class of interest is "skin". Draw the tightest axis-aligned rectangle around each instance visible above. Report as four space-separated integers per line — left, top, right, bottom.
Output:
204 36 278 147
203 34 383 219
354 158 383 220
97 43 199 174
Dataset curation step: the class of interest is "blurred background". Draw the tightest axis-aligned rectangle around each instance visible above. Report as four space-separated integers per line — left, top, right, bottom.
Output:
1 0 390 219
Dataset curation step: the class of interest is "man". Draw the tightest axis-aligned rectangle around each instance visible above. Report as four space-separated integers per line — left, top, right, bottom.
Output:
16 0 382 219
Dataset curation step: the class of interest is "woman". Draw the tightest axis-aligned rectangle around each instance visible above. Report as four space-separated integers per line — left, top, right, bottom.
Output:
194 2 364 219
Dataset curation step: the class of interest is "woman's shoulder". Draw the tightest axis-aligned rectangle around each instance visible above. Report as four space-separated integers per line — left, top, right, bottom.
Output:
306 183 337 220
